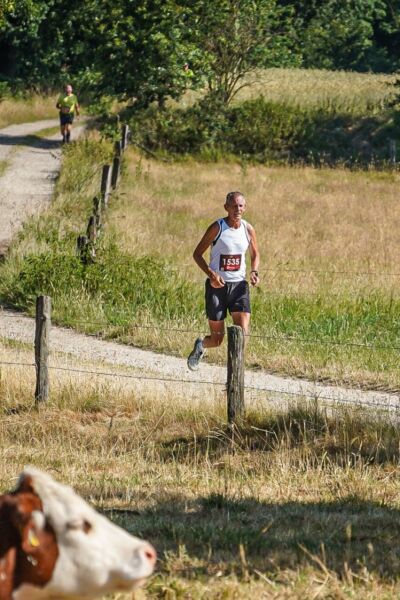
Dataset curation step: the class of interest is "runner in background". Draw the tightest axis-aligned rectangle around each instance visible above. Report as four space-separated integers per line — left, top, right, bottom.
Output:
187 191 260 371
56 84 80 144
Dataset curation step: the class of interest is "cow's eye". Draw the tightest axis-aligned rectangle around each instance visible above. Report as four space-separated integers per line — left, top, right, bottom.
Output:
82 519 92 534
66 519 92 533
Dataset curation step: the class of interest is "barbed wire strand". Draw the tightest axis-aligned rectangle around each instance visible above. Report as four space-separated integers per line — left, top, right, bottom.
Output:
1 313 398 352
0 360 398 412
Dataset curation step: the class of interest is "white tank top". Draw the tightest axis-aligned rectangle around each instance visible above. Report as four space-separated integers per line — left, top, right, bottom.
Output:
209 218 250 282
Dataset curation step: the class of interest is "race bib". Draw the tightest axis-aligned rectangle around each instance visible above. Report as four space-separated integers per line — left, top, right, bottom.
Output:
219 254 241 271
61 106 71 114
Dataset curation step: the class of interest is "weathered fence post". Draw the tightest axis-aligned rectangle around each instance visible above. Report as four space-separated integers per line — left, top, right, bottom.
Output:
35 295 51 405
389 139 397 166
87 215 97 244
86 216 97 261
111 155 121 189
77 234 89 264
121 124 130 151
100 164 112 208
93 196 102 229
114 140 122 158
227 325 245 425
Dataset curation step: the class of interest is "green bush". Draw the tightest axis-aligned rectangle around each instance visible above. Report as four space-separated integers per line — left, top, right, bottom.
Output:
129 96 399 166
3 243 201 324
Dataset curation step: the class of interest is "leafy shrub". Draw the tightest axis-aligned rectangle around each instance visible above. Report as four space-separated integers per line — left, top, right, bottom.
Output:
129 96 399 166
0 81 11 101
3 243 201 323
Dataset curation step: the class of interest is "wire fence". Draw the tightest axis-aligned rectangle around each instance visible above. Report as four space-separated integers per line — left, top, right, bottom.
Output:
1 122 399 416
1 310 399 353
0 358 398 414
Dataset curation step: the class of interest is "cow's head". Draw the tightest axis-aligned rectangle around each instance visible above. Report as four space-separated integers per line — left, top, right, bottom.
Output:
0 467 156 599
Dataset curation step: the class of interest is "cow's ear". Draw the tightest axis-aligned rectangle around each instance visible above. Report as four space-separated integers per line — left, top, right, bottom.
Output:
15 474 35 495
0 496 18 600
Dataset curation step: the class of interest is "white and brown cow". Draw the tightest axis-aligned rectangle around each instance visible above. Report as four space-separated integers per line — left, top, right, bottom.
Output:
0 467 156 599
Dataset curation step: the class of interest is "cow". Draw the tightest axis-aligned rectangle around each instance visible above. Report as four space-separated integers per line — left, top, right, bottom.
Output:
0 467 156 599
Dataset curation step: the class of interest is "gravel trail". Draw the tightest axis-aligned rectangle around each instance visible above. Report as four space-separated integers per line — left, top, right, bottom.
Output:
0 118 85 255
0 120 399 414
1 309 399 412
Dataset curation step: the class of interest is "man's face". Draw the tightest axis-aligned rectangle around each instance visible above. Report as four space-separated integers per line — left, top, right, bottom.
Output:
65 85 73 94
224 196 246 220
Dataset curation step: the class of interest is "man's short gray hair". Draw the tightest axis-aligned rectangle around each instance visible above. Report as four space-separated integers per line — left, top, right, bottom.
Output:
226 191 245 205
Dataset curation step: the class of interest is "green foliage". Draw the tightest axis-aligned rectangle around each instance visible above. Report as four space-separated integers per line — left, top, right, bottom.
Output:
129 96 400 165
2 242 200 324
1 0 399 105
0 80 11 99
186 0 299 104
282 0 400 72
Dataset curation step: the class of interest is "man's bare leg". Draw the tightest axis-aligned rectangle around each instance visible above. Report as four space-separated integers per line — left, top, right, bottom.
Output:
66 123 72 143
231 311 250 344
203 320 225 348
188 320 224 370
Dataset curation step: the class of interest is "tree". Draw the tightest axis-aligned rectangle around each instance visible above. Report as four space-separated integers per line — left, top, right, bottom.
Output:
187 0 299 105
280 0 400 72
85 0 203 108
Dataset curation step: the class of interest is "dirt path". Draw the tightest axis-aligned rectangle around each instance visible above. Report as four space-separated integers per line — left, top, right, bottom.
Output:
0 120 399 414
0 119 85 255
1 309 399 412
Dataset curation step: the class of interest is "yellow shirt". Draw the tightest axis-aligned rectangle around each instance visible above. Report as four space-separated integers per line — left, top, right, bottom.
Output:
57 93 78 114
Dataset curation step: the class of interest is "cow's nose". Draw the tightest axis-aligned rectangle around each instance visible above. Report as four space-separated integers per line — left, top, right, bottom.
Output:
142 542 156 566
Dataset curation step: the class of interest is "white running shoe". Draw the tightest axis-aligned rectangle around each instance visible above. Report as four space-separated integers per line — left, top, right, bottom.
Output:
187 338 205 371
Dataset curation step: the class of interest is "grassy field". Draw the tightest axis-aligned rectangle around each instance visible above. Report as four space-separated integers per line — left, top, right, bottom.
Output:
1 342 400 599
1 69 400 599
0 137 399 391
110 153 400 390
179 68 397 114
0 94 58 129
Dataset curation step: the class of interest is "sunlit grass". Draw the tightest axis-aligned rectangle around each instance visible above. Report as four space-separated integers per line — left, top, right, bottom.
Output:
177 67 397 114
2 344 400 599
0 94 58 129
1 136 399 389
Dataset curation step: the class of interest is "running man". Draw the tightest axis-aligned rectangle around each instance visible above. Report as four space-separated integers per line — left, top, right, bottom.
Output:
187 191 260 370
56 84 80 143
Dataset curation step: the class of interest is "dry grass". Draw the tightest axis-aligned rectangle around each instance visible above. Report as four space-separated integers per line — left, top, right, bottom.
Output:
178 68 397 113
0 94 57 129
102 151 400 389
114 153 400 284
2 340 400 599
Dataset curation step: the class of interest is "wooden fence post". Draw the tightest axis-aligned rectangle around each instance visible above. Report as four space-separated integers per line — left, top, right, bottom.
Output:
77 235 89 264
87 215 97 243
227 325 245 425
35 295 51 405
111 155 121 189
93 196 102 229
101 164 112 208
114 140 122 158
121 124 130 151
389 139 397 166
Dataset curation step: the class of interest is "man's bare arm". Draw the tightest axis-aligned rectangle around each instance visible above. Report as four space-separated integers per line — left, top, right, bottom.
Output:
247 224 260 287
193 222 225 288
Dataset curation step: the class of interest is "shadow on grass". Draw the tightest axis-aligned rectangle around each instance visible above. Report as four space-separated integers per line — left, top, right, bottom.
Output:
105 495 400 582
156 405 400 467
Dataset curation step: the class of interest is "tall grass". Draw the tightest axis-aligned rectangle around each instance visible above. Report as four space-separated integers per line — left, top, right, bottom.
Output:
2 345 400 599
0 94 58 129
178 67 397 113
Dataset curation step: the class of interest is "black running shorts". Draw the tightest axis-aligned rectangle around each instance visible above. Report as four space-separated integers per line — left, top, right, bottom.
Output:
205 279 251 321
59 112 74 125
